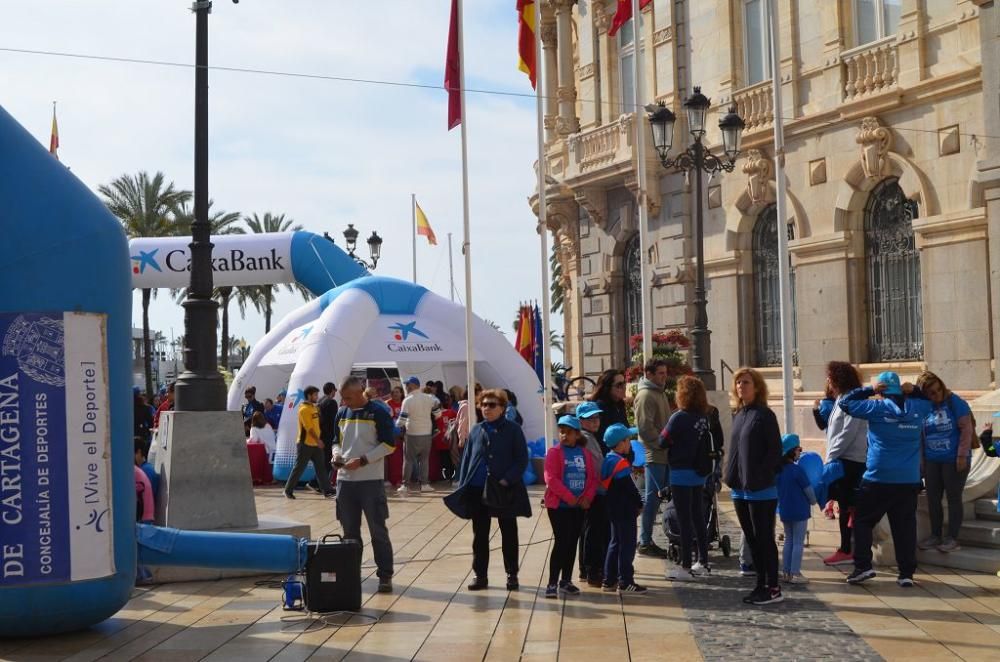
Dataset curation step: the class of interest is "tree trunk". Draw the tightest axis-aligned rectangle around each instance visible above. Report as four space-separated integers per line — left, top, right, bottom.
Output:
142 288 154 396
220 287 232 370
264 284 273 333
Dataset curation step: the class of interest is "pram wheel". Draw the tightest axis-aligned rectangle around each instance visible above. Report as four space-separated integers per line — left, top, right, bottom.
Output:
720 535 732 557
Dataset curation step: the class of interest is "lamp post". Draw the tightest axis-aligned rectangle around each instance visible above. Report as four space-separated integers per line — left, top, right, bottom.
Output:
646 87 745 391
341 223 383 270
174 0 226 411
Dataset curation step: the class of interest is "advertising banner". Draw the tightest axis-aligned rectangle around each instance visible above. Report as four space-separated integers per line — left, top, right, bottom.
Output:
0 312 114 586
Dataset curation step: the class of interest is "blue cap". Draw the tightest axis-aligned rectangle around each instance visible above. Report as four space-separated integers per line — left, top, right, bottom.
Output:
133 386 141 394
404 376 420 387
604 423 639 446
876 371 902 396
575 401 603 419
781 433 801 455
557 414 581 430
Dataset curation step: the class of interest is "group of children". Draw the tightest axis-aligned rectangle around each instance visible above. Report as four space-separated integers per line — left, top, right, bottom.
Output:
544 403 819 596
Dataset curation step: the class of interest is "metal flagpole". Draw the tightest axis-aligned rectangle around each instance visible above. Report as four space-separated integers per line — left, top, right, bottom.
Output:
631 0 654 366
411 193 417 283
448 232 456 302
456 0 476 439
535 0 554 447
769 0 795 432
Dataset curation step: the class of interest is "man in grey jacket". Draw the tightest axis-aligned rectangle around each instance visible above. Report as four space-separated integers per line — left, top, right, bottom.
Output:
632 359 672 557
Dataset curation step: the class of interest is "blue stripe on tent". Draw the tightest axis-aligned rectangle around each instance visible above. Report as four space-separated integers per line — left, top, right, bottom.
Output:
318 276 429 316
289 231 368 297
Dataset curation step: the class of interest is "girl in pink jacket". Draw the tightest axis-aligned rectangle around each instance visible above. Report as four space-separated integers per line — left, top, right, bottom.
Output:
544 415 599 598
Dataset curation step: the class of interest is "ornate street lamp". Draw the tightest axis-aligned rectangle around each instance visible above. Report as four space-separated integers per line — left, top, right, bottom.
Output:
336 223 383 270
646 87 745 390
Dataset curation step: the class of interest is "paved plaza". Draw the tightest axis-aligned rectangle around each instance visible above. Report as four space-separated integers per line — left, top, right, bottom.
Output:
3 485 999 662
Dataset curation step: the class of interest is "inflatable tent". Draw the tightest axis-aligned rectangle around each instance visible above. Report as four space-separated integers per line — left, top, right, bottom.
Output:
228 276 544 480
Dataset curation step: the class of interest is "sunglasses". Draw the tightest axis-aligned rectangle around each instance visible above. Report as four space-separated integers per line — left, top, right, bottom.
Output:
481 402 501 409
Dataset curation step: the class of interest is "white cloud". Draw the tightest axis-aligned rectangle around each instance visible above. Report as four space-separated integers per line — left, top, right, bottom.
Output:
1 0 563 382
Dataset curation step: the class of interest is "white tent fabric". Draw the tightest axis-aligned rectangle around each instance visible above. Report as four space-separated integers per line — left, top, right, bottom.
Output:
229 276 545 481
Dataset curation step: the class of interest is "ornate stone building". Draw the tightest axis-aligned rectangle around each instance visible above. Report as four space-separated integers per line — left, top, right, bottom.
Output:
536 0 996 428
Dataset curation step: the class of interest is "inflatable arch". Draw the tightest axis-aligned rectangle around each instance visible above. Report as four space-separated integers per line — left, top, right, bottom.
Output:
229 276 544 481
129 230 367 297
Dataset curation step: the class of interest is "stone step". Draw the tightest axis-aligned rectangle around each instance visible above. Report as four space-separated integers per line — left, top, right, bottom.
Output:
917 544 1000 574
974 498 1000 522
957 519 1000 548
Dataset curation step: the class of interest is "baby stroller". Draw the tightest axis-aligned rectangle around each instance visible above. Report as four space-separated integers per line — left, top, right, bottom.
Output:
661 459 731 562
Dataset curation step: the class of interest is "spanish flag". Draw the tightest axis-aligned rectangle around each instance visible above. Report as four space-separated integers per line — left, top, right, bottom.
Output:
516 0 537 89
608 0 653 38
49 103 59 160
414 200 438 246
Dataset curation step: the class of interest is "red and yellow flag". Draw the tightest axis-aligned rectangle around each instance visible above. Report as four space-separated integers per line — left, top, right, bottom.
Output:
516 0 537 89
49 103 59 160
414 200 438 246
608 0 653 38
516 305 534 364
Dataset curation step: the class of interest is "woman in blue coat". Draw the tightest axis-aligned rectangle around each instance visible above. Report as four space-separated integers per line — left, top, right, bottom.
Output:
444 388 531 592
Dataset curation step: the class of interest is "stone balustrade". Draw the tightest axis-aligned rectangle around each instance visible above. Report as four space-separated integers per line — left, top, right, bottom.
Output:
732 80 774 132
565 114 635 180
842 37 899 101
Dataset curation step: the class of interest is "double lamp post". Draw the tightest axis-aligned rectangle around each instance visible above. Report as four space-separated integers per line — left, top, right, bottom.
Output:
645 87 745 391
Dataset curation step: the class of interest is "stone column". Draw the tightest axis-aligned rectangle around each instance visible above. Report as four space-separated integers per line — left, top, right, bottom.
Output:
541 13 559 142
554 0 580 135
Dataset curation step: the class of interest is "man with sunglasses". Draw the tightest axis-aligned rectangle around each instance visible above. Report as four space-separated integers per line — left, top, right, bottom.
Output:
633 359 673 558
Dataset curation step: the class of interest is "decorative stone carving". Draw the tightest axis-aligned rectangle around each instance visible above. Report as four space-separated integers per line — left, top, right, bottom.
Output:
742 148 773 205
576 63 595 79
654 27 673 45
592 1 610 32
809 158 827 186
540 23 558 47
938 124 960 156
857 116 893 180
555 115 580 135
574 187 607 228
556 85 577 103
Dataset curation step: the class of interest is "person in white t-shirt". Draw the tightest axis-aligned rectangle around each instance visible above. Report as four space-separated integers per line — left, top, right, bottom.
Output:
247 411 277 457
397 377 441 493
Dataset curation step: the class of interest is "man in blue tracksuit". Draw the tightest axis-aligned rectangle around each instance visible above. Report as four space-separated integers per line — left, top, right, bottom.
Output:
838 371 932 587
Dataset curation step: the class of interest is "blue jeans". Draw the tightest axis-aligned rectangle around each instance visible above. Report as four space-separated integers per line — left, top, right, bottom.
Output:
605 516 638 587
782 519 808 575
639 462 669 545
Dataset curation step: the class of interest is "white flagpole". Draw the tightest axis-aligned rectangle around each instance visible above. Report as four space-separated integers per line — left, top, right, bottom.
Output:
457 0 476 437
448 232 455 302
769 0 795 432
411 193 418 283
631 0 654 365
535 0 554 448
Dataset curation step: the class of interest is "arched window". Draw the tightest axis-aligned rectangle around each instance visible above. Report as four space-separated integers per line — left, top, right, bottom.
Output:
865 177 922 361
752 205 797 366
623 234 642 347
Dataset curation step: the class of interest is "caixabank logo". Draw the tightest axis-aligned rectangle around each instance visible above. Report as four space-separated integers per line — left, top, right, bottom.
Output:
131 249 162 275
387 321 441 353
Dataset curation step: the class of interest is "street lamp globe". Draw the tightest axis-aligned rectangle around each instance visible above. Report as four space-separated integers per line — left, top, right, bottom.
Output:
342 223 359 255
645 102 677 161
367 230 383 266
718 105 746 161
683 86 711 138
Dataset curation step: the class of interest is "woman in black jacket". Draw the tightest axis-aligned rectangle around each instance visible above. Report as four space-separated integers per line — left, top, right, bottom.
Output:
724 367 783 606
588 369 629 441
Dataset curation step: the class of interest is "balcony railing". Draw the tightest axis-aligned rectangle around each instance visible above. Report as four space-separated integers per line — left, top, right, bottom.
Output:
732 80 774 132
566 114 634 178
842 37 899 101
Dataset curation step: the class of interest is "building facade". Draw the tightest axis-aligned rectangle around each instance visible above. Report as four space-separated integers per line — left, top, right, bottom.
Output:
536 0 995 425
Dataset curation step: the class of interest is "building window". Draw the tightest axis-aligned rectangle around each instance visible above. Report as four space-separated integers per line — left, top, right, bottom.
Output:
865 177 922 362
855 0 901 46
743 0 772 86
623 234 642 349
618 20 635 116
752 205 797 367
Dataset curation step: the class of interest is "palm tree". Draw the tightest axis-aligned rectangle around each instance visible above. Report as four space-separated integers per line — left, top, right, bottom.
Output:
99 171 191 396
243 212 312 332
172 200 244 369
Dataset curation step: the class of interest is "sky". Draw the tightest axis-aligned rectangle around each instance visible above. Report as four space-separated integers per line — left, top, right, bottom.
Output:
1 0 561 359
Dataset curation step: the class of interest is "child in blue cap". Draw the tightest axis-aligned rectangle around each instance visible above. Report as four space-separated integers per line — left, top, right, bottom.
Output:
543 415 599 599
776 433 816 584
575 401 609 586
601 423 647 594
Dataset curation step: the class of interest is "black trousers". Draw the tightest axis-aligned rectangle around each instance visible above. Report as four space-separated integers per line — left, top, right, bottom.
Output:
308 439 335 493
734 499 779 589
285 443 329 496
673 485 708 569
831 459 866 553
466 489 519 579
578 493 609 580
547 508 585 586
853 481 918 578
925 460 969 539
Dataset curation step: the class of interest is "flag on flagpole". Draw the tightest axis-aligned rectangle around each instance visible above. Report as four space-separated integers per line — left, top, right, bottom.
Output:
414 200 438 246
607 0 652 37
516 0 537 89
532 303 544 384
514 304 525 357
445 0 462 130
516 306 533 365
49 103 59 160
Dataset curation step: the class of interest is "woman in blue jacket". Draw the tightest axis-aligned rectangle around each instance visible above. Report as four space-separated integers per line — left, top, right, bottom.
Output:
444 389 531 592
915 371 974 553
838 371 932 587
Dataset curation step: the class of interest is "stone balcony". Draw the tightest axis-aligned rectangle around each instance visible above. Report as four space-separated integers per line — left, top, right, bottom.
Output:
841 36 900 101
563 113 637 184
732 80 774 133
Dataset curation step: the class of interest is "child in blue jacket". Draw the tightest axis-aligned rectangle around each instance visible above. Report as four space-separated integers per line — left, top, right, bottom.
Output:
601 423 647 595
776 434 816 584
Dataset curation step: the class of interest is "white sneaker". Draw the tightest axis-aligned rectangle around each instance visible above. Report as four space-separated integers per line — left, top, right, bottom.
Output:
396 485 409 495
666 566 695 582
690 561 711 576
420 483 435 493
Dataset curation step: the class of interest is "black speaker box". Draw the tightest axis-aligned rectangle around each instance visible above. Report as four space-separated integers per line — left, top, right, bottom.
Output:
304 534 362 613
